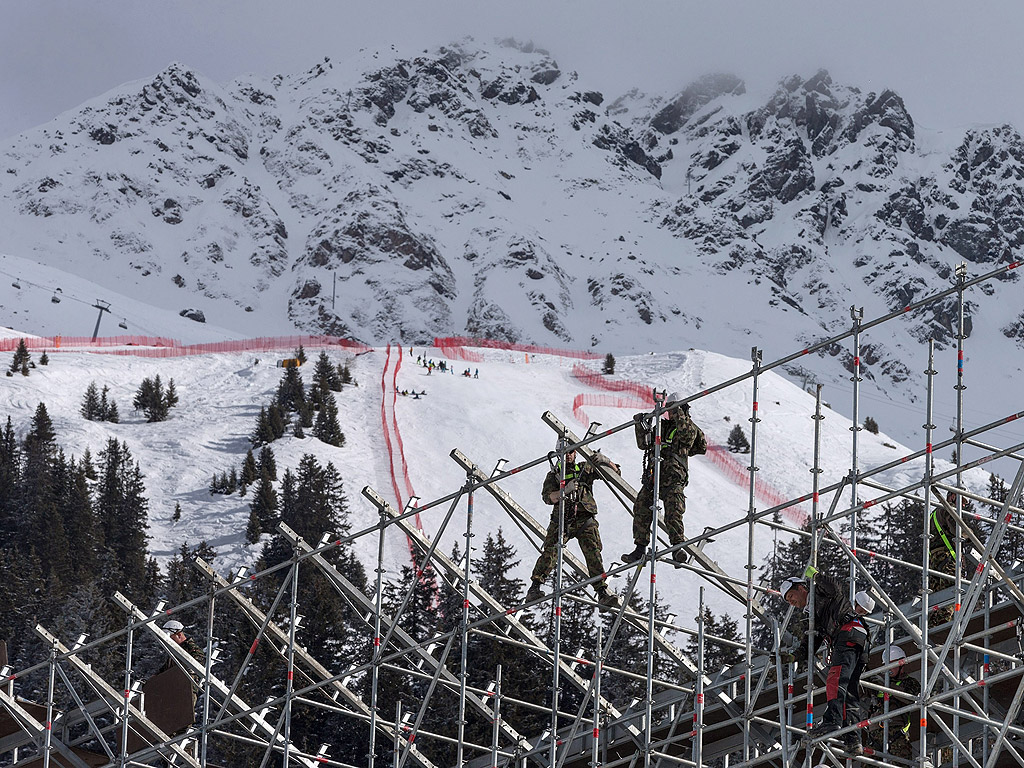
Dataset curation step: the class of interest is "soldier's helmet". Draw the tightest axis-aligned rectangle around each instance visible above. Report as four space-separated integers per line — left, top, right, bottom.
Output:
164 620 185 633
665 392 689 413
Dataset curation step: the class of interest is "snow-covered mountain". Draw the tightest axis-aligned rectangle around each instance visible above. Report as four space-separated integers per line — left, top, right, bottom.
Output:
1 37 1021 443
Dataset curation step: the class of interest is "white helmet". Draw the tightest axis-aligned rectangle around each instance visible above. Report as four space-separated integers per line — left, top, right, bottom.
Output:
163 620 185 633
666 391 685 406
881 646 907 665
854 590 875 613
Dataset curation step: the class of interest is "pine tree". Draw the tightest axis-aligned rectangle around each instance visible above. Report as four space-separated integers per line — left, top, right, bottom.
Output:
227 466 238 494
95 438 151 601
0 417 21 548
133 375 171 422
312 350 342 405
727 424 750 453
268 403 287 440
988 473 1008 504
276 366 306 413
99 385 111 420
687 608 743 674
257 446 277 481
59 459 102 583
294 344 307 364
164 541 216 628
863 416 879 434
173 502 182 522
313 386 346 447
240 448 258 491
338 363 352 386
249 471 279 534
81 382 101 420
250 406 275 446
163 378 179 411
10 338 31 375
106 398 120 423
603 353 615 375
39 351 49 366
21 406 71 589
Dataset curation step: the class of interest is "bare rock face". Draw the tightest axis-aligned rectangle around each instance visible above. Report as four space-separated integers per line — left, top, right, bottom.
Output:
293 184 456 341
462 227 574 343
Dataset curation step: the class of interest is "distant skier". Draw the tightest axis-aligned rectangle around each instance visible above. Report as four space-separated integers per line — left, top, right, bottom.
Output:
622 392 706 565
780 567 869 754
527 437 620 608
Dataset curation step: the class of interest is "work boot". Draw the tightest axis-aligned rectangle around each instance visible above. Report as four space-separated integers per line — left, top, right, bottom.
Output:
842 731 863 756
595 584 620 609
671 545 690 565
525 581 545 602
621 544 646 563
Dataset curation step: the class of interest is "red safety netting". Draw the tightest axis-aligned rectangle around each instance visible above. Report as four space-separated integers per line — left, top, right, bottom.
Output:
0 335 178 351
434 336 601 360
704 445 808 526
572 393 649 428
436 341 484 363
380 345 424 566
3 334 373 356
571 363 656 401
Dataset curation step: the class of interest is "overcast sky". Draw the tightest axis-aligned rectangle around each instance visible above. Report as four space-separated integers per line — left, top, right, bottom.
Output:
2 1 1023 140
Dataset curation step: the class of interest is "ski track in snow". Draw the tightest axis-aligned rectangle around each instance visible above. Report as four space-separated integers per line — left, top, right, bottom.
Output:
0 339 995 628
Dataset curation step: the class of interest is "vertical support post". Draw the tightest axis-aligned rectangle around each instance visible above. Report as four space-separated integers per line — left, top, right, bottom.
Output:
118 614 134 768
643 390 666 768
394 701 402 768
370 507 388 768
491 665 502 768
849 306 864 600
551 437 569 768
43 639 56 768
592 624 602 768
283 554 300 767
807 384 824 749
953 261 968 767
921 338 937 766
694 587 705 768
772 619 789 762
200 588 216 767
743 347 762 762
457 477 475 768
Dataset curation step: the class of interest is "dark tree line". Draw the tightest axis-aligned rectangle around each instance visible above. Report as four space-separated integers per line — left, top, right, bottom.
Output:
81 381 120 422
0 405 157 684
132 375 178 422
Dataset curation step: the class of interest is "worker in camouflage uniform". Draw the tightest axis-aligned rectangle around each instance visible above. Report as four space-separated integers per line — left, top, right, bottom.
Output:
866 645 920 760
527 438 620 608
622 392 706 565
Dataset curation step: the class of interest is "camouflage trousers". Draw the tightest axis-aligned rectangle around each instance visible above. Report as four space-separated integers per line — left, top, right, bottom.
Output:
632 474 686 547
531 514 605 584
928 546 959 627
867 727 913 760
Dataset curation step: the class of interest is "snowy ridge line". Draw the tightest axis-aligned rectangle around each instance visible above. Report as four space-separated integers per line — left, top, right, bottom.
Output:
379 345 422 567
0 334 372 355
569 366 808 526
433 336 601 360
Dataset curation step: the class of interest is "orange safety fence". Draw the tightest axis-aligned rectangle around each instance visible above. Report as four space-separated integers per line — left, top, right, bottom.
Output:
434 336 601 361
0 335 372 356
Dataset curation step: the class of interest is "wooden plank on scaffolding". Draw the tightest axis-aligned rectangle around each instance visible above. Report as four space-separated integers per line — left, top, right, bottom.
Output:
361 485 647 749
191 554 444 768
541 411 769 624
450 448 780 757
0 688 94 768
108 595 316 768
273 523 534 760
32 625 200 768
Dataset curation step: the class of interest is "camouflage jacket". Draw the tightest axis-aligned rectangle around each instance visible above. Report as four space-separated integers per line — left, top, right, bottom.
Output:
643 412 704 483
542 459 602 519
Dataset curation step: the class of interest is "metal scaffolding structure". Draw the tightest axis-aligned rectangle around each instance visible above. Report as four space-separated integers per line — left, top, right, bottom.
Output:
1 258 1023 768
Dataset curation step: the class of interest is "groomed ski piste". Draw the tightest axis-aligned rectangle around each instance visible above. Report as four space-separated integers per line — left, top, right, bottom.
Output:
1 259 1023 768
0 328 973 619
